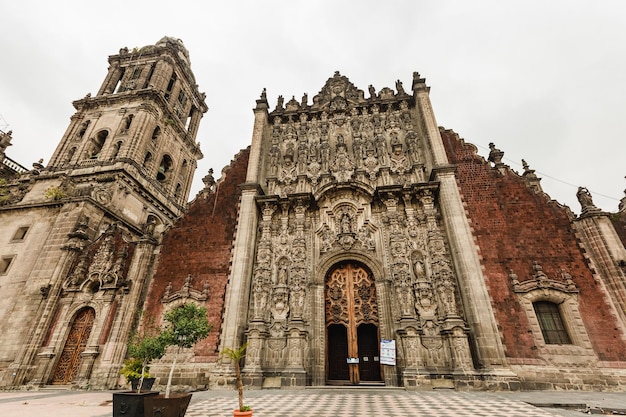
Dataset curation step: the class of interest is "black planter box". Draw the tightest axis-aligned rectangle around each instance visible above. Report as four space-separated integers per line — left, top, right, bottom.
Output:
113 391 159 417
131 377 156 391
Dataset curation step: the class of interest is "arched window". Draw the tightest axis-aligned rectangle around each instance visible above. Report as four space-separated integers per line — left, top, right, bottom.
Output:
157 155 173 182
78 121 90 139
174 183 182 199
143 152 153 168
180 159 188 178
533 301 571 345
111 141 123 159
89 130 108 159
120 115 133 133
66 147 77 165
151 126 161 141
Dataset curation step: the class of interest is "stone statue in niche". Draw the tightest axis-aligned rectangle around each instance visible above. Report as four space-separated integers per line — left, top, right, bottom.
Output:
340 212 352 234
269 143 280 176
277 262 289 285
436 269 457 317
297 139 309 174
405 131 420 164
352 135 363 168
320 224 335 253
394 266 415 318
374 134 388 166
411 251 429 282
320 137 331 172
331 135 355 183
290 286 305 319
362 142 379 181
252 270 270 320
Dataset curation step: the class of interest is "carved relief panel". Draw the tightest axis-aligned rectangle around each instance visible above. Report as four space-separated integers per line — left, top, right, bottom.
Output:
264 73 427 198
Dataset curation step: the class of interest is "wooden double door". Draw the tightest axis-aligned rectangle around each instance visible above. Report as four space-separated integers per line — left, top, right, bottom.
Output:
325 262 382 384
51 307 95 384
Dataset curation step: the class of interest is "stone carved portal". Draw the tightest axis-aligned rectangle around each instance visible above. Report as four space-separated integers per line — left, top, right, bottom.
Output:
51 307 95 384
325 262 381 384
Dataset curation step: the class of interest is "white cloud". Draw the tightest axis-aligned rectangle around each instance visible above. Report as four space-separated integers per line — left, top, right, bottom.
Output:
1 0 624 212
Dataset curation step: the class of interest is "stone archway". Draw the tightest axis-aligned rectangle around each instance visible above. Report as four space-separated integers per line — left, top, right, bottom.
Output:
51 307 95 384
325 261 382 384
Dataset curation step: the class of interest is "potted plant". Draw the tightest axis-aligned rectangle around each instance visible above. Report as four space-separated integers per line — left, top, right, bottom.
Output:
221 343 252 417
113 325 168 417
144 303 211 417
119 358 156 391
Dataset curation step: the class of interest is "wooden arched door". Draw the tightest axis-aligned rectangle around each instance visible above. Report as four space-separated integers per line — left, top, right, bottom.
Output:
325 262 381 384
52 307 95 384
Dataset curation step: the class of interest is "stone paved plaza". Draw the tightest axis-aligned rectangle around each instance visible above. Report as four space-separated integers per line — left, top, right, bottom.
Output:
2 388 626 417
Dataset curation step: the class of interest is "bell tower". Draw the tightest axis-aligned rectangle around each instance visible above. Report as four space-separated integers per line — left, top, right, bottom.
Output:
0 37 207 389
48 36 207 220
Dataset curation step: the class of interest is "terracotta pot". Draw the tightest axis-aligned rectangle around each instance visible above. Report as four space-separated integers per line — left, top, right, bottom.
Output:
233 410 253 417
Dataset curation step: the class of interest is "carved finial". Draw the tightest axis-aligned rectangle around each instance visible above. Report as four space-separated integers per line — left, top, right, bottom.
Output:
301 92 308 107
532 261 547 280
487 142 504 165
202 168 215 191
412 71 426 91
163 282 172 299
276 95 284 111
31 158 45 175
561 269 576 290
521 159 542 193
255 88 268 110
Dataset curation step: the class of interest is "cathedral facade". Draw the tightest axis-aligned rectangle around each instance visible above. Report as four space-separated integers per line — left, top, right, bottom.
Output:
1 38 626 391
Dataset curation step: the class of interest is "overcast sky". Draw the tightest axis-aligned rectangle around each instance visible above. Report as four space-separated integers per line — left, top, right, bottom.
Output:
1 1 624 213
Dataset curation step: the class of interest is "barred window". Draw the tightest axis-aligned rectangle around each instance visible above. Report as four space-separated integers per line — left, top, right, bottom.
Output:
533 301 571 344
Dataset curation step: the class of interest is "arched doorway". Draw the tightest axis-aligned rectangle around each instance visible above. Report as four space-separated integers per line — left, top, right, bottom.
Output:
325 262 382 384
52 307 95 384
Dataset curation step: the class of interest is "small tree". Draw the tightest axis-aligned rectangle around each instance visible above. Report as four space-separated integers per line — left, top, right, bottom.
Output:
221 343 249 412
125 325 168 392
162 303 211 398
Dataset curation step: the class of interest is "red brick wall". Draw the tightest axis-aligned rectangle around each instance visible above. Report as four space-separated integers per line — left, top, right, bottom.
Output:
440 128 626 361
142 147 250 359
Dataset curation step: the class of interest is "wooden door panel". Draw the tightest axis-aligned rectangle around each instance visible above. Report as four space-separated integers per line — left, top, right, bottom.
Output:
52 308 95 384
327 324 349 381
